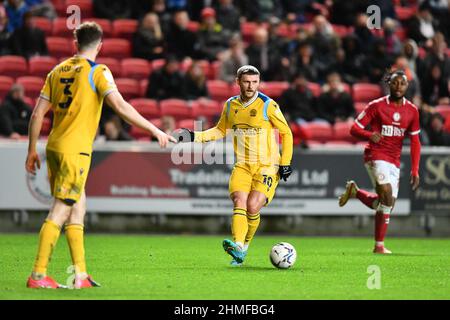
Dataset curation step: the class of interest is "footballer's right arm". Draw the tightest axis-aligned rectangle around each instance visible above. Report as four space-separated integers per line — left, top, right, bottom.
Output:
350 103 381 143
105 91 176 147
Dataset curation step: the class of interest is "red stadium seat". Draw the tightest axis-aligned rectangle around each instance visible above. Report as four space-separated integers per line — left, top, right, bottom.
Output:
121 58 151 80
395 6 417 21
354 102 367 114
32 17 52 35
52 0 66 17
435 105 450 120
151 59 165 71
52 17 73 37
333 121 355 142
23 96 35 107
114 78 140 100
289 122 302 145
112 19 138 39
16 76 45 98
140 79 148 97
331 24 350 37
29 56 58 77
181 59 210 77
0 76 14 100
159 99 191 120
96 57 122 78
352 83 382 103
129 98 160 119
177 119 196 131
100 39 131 59
191 99 222 119
82 18 112 37
241 22 260 42
0 56 28 78
299 122 333 142
307 82 321 97
445 115 450 133
46 37 74 58
207 80 231 101
259 82 289 99
341 83 351 94
66 0 93 18
209 60 221 80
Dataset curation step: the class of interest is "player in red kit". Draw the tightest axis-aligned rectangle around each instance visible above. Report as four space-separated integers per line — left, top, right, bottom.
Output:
338 70 421 254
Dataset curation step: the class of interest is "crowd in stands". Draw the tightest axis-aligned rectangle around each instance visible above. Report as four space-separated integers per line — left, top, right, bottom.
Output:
0 0 449 146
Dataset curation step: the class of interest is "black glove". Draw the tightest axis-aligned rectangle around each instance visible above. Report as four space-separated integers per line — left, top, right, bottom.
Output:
279 165 292 181
172 128 195 143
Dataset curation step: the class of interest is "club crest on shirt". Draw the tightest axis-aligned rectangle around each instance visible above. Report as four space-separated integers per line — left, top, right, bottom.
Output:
250 109 257 117
393 112 401 122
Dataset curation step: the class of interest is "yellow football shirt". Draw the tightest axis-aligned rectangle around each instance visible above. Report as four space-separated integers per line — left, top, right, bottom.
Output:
194 92 293 166
40 55 117 154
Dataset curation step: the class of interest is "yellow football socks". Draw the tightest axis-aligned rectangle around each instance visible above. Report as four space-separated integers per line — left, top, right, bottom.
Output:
231 208 248 246
32 219 61 275
65 224 87 274
245 212 261 245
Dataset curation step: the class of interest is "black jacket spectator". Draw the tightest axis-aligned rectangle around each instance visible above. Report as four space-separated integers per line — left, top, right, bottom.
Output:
183 61 209 100
0 85 32 137
421 63 450 106
166 11 199 60
0 5 11 55
278 73 317 122
215 0 240 32
9 12 47 59
197 8 229 61
290 42 319 82
146 58 186 100
426 113 450 146
132 13 165 61
93 0 131 20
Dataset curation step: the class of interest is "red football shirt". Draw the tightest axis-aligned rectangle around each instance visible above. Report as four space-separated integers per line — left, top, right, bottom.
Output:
355 95 420 168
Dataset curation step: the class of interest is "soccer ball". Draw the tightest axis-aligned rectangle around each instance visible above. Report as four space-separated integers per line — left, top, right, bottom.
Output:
270 242 297 269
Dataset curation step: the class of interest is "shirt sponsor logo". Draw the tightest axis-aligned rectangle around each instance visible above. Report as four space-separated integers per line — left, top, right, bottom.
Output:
381 125 406 137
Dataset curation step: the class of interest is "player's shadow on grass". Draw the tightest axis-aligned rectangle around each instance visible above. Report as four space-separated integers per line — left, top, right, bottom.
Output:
229 265 303 272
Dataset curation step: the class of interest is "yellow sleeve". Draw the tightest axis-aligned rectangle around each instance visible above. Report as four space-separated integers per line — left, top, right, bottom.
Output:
93 64 118 98
268 101 293 165
194 103 229 142
40 71 53 102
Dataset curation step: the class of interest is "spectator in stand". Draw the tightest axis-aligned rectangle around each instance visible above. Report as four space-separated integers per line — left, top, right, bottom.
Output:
316 72 355 124
130 0 153 20
132 12 165 61
0 84 32 139
215 0 240 33
353 13 374 54
290 41 319 82
146 56 186 100
25 0 55 19
425 0 449 43
402 39 421 77
102 116 133 141
365 38 392 83
246 27 283 81
278 72 317 124
4 0 29 33
0 5 11 56
219 35 249 83
421 32 450 81
329 34 365 84
197 7 229 61
285 26 311 57
184 60 209 100
382 18 402 59
150 0 172 34
408 2 438 47
166 0 188 12
238 0 283 22
426 113 450 146
9 11 47 58
330 0 367 26
93 0 131 20
309 15 340 80
421 63 450 106
166 10 199 60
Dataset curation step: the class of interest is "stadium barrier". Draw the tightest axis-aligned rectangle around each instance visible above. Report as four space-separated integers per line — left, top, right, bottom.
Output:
1 140 448 216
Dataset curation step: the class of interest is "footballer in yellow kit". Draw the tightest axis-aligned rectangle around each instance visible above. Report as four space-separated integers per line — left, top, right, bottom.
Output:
174 65 293 265
25 22 175 289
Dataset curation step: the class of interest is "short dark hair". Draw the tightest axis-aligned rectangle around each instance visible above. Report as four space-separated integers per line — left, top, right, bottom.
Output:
74 22 103 50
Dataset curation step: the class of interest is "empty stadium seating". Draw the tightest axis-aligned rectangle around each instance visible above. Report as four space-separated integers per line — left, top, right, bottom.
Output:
352 83 383 103
121 58 151 80
16 76 44 98
29 56 58 77
114 78 140 100
129 98 160 119
0 56 28 78
298 122 333 142
159 99 191 120
0 76 14 100
100 39 131 59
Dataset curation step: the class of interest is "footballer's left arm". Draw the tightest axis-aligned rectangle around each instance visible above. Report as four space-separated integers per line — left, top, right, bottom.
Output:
268 101 293 166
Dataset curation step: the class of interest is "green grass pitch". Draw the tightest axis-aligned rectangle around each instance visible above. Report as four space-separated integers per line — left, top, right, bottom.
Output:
1 234 449 300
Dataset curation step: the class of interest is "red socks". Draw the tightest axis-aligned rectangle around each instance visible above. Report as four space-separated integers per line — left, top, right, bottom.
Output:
356 189 379 210
375 204 391 243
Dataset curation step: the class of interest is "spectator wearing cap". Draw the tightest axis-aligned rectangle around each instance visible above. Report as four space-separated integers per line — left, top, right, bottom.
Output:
166 10 200 60
316 72 355 124
132 12 165 61
0 84 32 139
146 56 186 100
219 35 249 83
215 0 240 33
0 5 11 55
197 7 230 61
4 0 29 33
9 11 47 58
